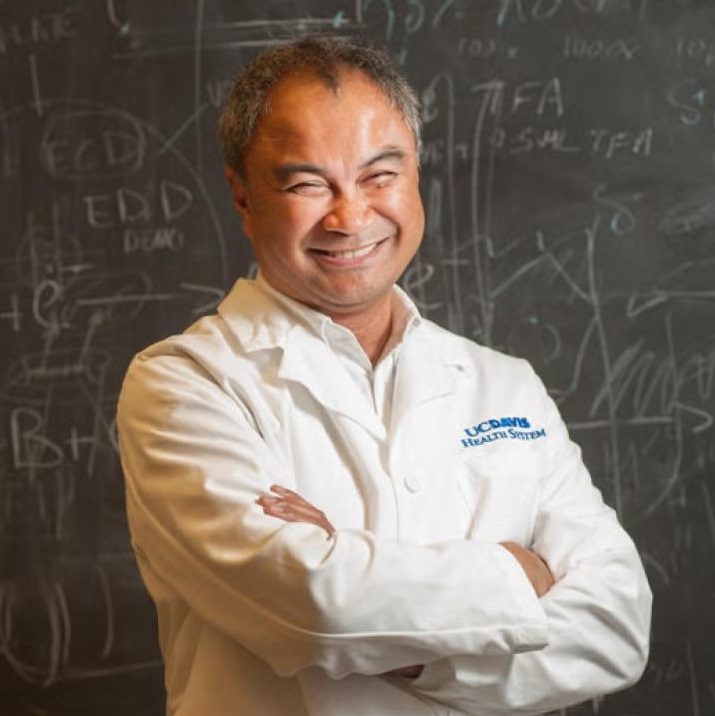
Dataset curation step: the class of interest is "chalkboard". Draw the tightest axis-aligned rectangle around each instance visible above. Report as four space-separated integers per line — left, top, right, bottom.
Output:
1 1 714 714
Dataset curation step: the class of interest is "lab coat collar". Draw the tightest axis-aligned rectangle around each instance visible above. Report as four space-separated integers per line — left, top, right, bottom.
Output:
279 325 387 439
390 326 462 428
218 279 386 438
217 278 300 353
217 278 467 438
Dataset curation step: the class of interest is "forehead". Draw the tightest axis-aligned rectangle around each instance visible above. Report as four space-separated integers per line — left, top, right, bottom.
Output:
246 69 415 166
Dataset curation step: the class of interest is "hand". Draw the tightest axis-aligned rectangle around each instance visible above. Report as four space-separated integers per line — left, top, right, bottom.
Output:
256 485 335 537
257 487 424 677
500 542 555 597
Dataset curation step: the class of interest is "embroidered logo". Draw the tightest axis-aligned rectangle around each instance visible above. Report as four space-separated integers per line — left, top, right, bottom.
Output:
460 416 546 448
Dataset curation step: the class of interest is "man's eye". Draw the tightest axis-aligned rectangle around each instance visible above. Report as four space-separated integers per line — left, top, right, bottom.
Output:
287 182 329 196
365 171 396 186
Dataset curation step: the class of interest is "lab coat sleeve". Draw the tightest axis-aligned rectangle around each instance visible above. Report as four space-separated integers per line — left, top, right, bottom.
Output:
408 368 652 715
117 351 548 680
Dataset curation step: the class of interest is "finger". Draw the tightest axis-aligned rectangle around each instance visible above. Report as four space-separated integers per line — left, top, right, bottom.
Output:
261 488 336 535
259 498 326 524
268 487 325 516
257 496 307 514
268 486 317 509
279 503 328 525
260 502 302 522
269 484 301 499
259 494 318 513
261 503 334 535
262 503 300 521
258 498 335 535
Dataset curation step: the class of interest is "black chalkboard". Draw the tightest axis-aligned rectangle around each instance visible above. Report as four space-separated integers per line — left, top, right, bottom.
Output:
1 1 714 714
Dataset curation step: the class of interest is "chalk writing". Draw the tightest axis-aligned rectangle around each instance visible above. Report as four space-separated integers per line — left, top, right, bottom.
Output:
1 2 713 713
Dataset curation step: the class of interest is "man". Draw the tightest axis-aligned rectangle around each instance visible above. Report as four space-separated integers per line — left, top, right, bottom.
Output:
117 36 652 716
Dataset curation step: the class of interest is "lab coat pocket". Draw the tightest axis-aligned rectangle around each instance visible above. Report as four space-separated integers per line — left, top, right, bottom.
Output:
455 454 539 547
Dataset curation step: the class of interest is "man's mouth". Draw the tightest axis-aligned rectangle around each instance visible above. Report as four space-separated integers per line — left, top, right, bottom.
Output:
311 238 387 261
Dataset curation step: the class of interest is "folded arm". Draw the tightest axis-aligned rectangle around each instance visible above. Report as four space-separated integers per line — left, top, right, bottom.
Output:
406 381 652 715
118 353 548 680
258 486 556 682
255 375 652 714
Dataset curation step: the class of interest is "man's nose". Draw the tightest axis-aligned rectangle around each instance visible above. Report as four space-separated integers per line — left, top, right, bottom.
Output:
322 191 372 234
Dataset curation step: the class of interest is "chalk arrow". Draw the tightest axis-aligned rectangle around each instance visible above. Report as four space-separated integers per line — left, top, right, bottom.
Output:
674 401 714 434
626 291 667 318
626 288 715 318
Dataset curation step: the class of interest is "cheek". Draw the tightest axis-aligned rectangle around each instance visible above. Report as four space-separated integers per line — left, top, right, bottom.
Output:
391 184 425 239
386 175 422 213
253 197 325 241
410 189 426 230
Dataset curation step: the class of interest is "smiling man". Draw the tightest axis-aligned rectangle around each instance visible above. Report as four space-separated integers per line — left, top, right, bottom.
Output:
117 37 652 716
223 65 425 363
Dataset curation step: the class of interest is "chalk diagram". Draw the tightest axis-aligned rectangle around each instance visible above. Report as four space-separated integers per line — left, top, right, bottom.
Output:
0 97 227 685
409 72 715 531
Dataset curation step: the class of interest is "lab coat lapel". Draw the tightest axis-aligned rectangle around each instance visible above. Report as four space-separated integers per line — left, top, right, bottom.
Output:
392 332 459 429
220 281 385 440
278 326 386 442
280 332 397 535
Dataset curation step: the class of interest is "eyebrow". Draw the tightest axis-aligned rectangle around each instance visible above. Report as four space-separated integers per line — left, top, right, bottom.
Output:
361 147 407 168
273 147 407 181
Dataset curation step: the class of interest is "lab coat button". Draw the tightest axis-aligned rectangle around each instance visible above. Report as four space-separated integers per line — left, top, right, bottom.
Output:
404 475 422 493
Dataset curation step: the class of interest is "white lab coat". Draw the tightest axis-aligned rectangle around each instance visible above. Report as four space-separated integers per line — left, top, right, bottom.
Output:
117 278 652 716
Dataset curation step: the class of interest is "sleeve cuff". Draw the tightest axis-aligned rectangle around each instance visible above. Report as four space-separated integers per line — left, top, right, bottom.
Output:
492 544 549 652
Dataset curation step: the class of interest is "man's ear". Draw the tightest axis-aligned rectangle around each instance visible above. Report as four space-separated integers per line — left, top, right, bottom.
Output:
225 166 253 238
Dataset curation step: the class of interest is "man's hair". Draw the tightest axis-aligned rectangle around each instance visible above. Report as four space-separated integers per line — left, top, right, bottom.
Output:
218 35 421 175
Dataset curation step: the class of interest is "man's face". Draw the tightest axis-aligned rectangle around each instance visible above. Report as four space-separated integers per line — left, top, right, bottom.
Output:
227 69 425 320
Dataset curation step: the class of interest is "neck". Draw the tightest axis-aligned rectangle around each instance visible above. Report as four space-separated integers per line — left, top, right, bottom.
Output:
331 297 393 366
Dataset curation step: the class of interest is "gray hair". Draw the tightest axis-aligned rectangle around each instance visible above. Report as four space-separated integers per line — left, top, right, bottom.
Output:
218 36 421 175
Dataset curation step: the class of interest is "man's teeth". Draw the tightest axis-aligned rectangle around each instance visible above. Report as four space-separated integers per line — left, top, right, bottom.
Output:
321 243 377 259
